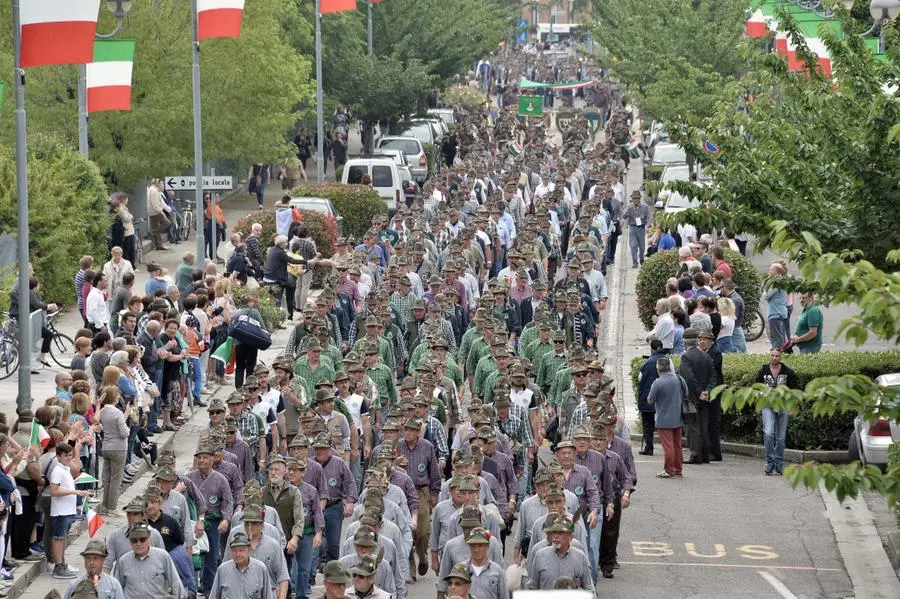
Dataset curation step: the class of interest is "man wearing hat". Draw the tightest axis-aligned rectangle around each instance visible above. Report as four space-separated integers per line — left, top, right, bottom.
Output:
153 465 195 551
437 509 504 599
554 440 600 527
224 504 290 599
623 189 652 268
572 425 615 579
340 502 408 585
398 417 441 577
527 514 593 591
208 531 274 599
285 456 324 599
679 327 714 464
443 562 474 599
465 528 507 599
102 497 166 573
412 394 449 467
112 522 185 599
352 316 395 372
226 391 268 473
223 416 254 484
293 338 337 404
345 554 392 599
335 370 370 491
337 526 397 596
313 431 358 566
261 455 305 572
320 560 352 599
186 441 234 593
65 539 124 599
429 475 475 566
548 345 588 409
389 276 416 329
312 388 351 461
558 363 590 441
146 484 197 595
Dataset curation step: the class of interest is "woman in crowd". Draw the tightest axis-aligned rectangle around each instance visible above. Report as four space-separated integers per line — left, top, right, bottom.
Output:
97 384 130 517
716 297 736 354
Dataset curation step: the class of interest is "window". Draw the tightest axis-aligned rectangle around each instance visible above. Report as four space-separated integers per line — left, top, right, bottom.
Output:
381 139 421 156
346 165 367 185
372 166 394 188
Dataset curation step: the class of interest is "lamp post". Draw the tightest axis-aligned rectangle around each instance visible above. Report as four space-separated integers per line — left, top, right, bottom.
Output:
77 0 134 158
838 0 900 51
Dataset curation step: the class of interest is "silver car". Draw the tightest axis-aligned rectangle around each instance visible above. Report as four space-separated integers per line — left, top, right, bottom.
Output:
848 372 900 468
289 196 344 236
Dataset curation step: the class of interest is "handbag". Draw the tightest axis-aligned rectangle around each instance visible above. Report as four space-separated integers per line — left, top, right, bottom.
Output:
229 314 272 350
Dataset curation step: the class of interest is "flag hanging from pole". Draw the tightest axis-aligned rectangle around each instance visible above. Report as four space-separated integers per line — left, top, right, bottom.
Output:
86 40 136 113
197 0 246 40
321 0 357 14
19 0 101 68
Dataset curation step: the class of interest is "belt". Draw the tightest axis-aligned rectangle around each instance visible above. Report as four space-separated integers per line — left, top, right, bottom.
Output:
325 498 343 508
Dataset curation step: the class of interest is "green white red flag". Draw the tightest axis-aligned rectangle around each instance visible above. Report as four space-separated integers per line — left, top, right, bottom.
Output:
86 40 136 113
19 0 101 68
321 0 357 14
83 499 104 537
197 0 245 40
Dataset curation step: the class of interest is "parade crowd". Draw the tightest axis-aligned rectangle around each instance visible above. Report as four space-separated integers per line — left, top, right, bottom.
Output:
0 40 825 599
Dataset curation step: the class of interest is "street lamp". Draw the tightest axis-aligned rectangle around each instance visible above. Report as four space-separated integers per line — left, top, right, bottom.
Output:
837 0 900 51
78 0 135 156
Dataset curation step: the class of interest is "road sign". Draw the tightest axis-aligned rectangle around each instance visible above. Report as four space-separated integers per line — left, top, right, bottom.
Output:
703 140 721 156
518 95 544 118
516 19 529 45
164 176 233 191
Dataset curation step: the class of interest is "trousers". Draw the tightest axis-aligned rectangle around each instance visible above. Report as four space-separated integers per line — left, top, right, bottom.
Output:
413 487 432 567
640 411 656 453
234 345 258 390
170 544 197 595
200 518 224 593
658 427 684 476
684 402 710 463
293 533 315 599
323 502 343 563
708 398 722 460
762 408 789 470
599 493 622 572
100 449 126 512
629 225 646 266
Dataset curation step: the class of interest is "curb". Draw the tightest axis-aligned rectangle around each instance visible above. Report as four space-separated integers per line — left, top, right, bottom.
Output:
886 530 900 570
5 389 224 599
629 433 853 464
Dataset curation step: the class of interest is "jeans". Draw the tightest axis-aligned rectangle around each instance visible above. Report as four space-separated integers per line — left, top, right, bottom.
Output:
684 402 710 463
585 511 601 581
200 518 223 593
640 411 656 453
188 357 203 401
716 335 735 353
768 318 789 349
349 457 363 495
234 345 258 390
322 502 343 563
762 408 788 471
732 326 747 353
629 225 646 266
293 533 315 599
170 544 197 595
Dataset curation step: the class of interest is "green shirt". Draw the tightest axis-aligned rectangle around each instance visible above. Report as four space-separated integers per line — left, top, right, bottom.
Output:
795 303 824 353
293 355 336 400
483 370 502 405
548 366 573 407
466 338 491 379
524 339 553 364
457 327 481 369
353 336 395 371
517 323 538 357
473 355 498 396
366 363 397 410
537 352 568 396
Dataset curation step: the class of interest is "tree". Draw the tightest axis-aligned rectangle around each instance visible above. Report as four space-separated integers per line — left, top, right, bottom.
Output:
590 0 747 124
661 7 900 270
0 0 313 189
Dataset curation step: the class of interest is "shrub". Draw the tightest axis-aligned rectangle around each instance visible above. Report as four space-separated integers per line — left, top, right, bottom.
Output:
630 350 900 450
0 136 109 303
889 443 900 528
334 165 344 182
288 183 386 240
635 247 761 330
231 285 285 331
443 85 490 112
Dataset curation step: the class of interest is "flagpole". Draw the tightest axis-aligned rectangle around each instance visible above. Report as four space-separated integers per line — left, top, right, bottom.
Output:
191 0 206 260
315 0 325 183
12 0 33 413
77 66 89 157
367 0 373 55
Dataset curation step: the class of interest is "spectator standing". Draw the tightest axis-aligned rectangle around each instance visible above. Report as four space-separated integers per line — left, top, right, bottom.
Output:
49 444 91 579
647 357 685 478
636 340 666 456
791 292 823 354
753 348 800 475
98 385 131 517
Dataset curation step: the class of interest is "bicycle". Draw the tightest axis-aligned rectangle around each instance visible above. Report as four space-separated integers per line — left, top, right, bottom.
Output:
744 305 766 342
45 309 76 368
0 312 19 381
176 197 194 242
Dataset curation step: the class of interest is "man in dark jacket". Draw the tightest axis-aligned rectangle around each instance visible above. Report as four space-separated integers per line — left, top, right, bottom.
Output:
637 340 666 455
699 330 724 461
678 328 714 464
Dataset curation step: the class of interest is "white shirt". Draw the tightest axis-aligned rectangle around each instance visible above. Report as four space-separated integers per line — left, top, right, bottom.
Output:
50 463 77 516
260 388 282 416
677 223 698 247
86 287 110 328
341 393 365 430
650 313 676 349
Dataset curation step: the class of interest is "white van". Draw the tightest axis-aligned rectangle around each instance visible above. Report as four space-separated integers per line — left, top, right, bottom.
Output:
340 156 402 215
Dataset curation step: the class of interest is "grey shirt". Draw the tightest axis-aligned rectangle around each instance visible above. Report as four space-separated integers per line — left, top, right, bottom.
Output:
438 476 495 505
468 560 508 599
208 557 274 599
104 525 166 571
436 534 504 593
527 545 593 591
526 537 586 579
99 405 130 452
338 554 396 596
529 512 588 552
338 535 405 598
232 505 287 544
221 535 288 591
443 505 502 547
64 573 125 599
227 522 287 550
112 547 185 599
429 499 464 553
514 494 546 551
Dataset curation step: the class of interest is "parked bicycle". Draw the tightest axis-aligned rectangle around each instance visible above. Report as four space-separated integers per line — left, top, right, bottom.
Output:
174 197 194 242
0 308 75 379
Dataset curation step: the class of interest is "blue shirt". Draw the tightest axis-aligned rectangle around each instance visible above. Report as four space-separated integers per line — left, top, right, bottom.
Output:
355 243 386 267
658 233 677 251
765 289 788 320
145 277 169 296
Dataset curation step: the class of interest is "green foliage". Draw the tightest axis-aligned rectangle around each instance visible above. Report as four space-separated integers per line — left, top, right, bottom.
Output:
234 210 277 249
665 8 900 270
233 208 337 260
442 85 490 113
0 265 15 314
631 350 900 451
0 0 313 189
591 0 747 125
231 285 284 331
633 247 761 330
0 136 109 303
889 443 900 528
288 184 386 239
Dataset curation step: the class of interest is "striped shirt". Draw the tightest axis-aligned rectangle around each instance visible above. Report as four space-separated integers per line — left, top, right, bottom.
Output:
292 356 335 401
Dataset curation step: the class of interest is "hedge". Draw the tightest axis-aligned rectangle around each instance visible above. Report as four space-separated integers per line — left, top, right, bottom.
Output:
888 443 900 528
0 136 109 303
635 246 762 330
232 285 285 331
288 183 386 240
630 350 900 451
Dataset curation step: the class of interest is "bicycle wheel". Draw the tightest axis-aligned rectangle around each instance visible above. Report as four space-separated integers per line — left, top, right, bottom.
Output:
49 332 75 368
744 306 765 342
0 339 19 381
181 211 193 242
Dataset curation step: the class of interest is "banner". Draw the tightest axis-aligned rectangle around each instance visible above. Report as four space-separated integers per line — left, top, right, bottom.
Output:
519 78 594 91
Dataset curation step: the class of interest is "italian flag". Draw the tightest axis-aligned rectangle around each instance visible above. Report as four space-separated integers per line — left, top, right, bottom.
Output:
83 499 104 538
19 0 101 68
321 0 357 14
197 0 246 40
86 40 136 113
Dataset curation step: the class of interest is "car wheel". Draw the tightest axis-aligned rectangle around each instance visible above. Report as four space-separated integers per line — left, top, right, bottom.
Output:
847 430 861 463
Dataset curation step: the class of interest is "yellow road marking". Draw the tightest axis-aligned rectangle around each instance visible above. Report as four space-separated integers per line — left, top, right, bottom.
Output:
617 561 842 572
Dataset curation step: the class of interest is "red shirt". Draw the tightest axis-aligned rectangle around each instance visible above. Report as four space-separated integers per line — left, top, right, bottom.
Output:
715 261 733 279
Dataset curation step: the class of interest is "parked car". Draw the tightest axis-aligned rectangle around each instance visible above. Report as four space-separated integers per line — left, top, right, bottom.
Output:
848 372 900 468
340 156 402 215
376 136 428 183
372 147 409 167
413 115 449 137
288 196 344 236
394 120 441 146
427 108 456 127
649 142 687 166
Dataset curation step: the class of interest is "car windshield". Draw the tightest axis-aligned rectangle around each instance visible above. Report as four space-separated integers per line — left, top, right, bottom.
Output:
381 139 421 156
661 165 690 183
429 111 454 125
395 123 433 144
653 145 686 164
